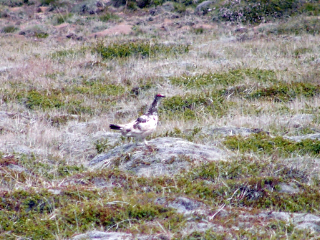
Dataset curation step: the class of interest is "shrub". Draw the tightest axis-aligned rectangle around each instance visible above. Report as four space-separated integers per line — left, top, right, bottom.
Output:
265 17 320 35
0 0 25 7
2 25 18 33
99 12 119 22
214 0 320 24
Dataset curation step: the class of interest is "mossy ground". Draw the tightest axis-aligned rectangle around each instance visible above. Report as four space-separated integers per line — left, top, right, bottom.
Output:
0 0 320 239
1 154 319 239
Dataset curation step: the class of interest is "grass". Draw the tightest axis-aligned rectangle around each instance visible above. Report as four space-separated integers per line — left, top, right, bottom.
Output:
95 40 189 59
247 82 320 102
1 155 319 239
1 25 18 33
170 68 279 89
160 91 227 120
99 12 119 22
223 132 320 157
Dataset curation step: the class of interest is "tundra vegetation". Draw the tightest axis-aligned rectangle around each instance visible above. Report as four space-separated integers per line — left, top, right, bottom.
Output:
0 0 320 239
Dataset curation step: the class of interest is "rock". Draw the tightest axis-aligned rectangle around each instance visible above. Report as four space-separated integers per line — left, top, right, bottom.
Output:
201 126 265 137
259 211 320 232
168 197 202 214
294 214 320 232
285 133 320 142
278 182 300 194
195 0 214 15
287 114 314 128
259 211 291 222
71 0 106 15
162 2 175 12
88 137 229 176
295 222 320 232
0 66 15 73
72 231 132 240
7 164 27 173
48 189 62 195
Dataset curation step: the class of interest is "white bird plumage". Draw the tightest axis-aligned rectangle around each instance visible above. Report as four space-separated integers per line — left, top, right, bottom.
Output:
110 94 165 145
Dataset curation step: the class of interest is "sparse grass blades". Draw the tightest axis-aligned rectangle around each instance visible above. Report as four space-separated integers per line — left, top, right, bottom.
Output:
95 40 189 59
170 68 278 89
54 13 73 25
50 47 87 60
224 133 320 157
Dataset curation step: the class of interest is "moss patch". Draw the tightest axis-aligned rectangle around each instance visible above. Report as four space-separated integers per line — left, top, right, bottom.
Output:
161 92 227 120
247 82 320 102
170 68 278 89
224 132 320 157
95 40 189 59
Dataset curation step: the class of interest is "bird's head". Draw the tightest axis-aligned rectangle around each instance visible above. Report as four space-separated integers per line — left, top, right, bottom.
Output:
155 94 165 99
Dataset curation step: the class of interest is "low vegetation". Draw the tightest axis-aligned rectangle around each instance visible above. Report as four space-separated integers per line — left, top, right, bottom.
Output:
224 132 320 157
95 40 189 59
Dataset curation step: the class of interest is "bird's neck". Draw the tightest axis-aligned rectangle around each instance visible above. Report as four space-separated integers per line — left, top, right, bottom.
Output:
147 98 160 115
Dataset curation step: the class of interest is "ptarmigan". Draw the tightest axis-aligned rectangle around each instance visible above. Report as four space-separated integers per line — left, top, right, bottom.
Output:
109 94 165 145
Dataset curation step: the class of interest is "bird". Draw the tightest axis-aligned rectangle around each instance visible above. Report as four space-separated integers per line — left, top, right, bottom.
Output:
109 94 165 145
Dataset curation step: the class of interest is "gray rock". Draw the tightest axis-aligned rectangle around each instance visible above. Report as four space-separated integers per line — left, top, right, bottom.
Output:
201 126 265 137
7 164 27 173
162 2 175 12
293 213 320 225
72 231 132 240
184 221 218 235
71 0 105 15
0 66 15 73
48 189 62 195
88 137 229 176
258 211 291 222
295 222 320 232
293 214 320 232
168 197 202 214
259 211 320 232
285 133 320 142
278 182 300 194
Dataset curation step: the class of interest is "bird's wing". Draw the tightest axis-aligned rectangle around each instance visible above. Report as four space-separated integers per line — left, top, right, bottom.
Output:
136 115 148 123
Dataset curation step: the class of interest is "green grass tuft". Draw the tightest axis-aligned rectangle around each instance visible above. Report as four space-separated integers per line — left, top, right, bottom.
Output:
247 82 320 102
161 92 226 120
224 132 320 157
170 68 278 89
95 40 189 59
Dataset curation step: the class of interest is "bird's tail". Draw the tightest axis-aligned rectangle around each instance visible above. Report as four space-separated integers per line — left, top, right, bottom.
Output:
109 124 122 130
